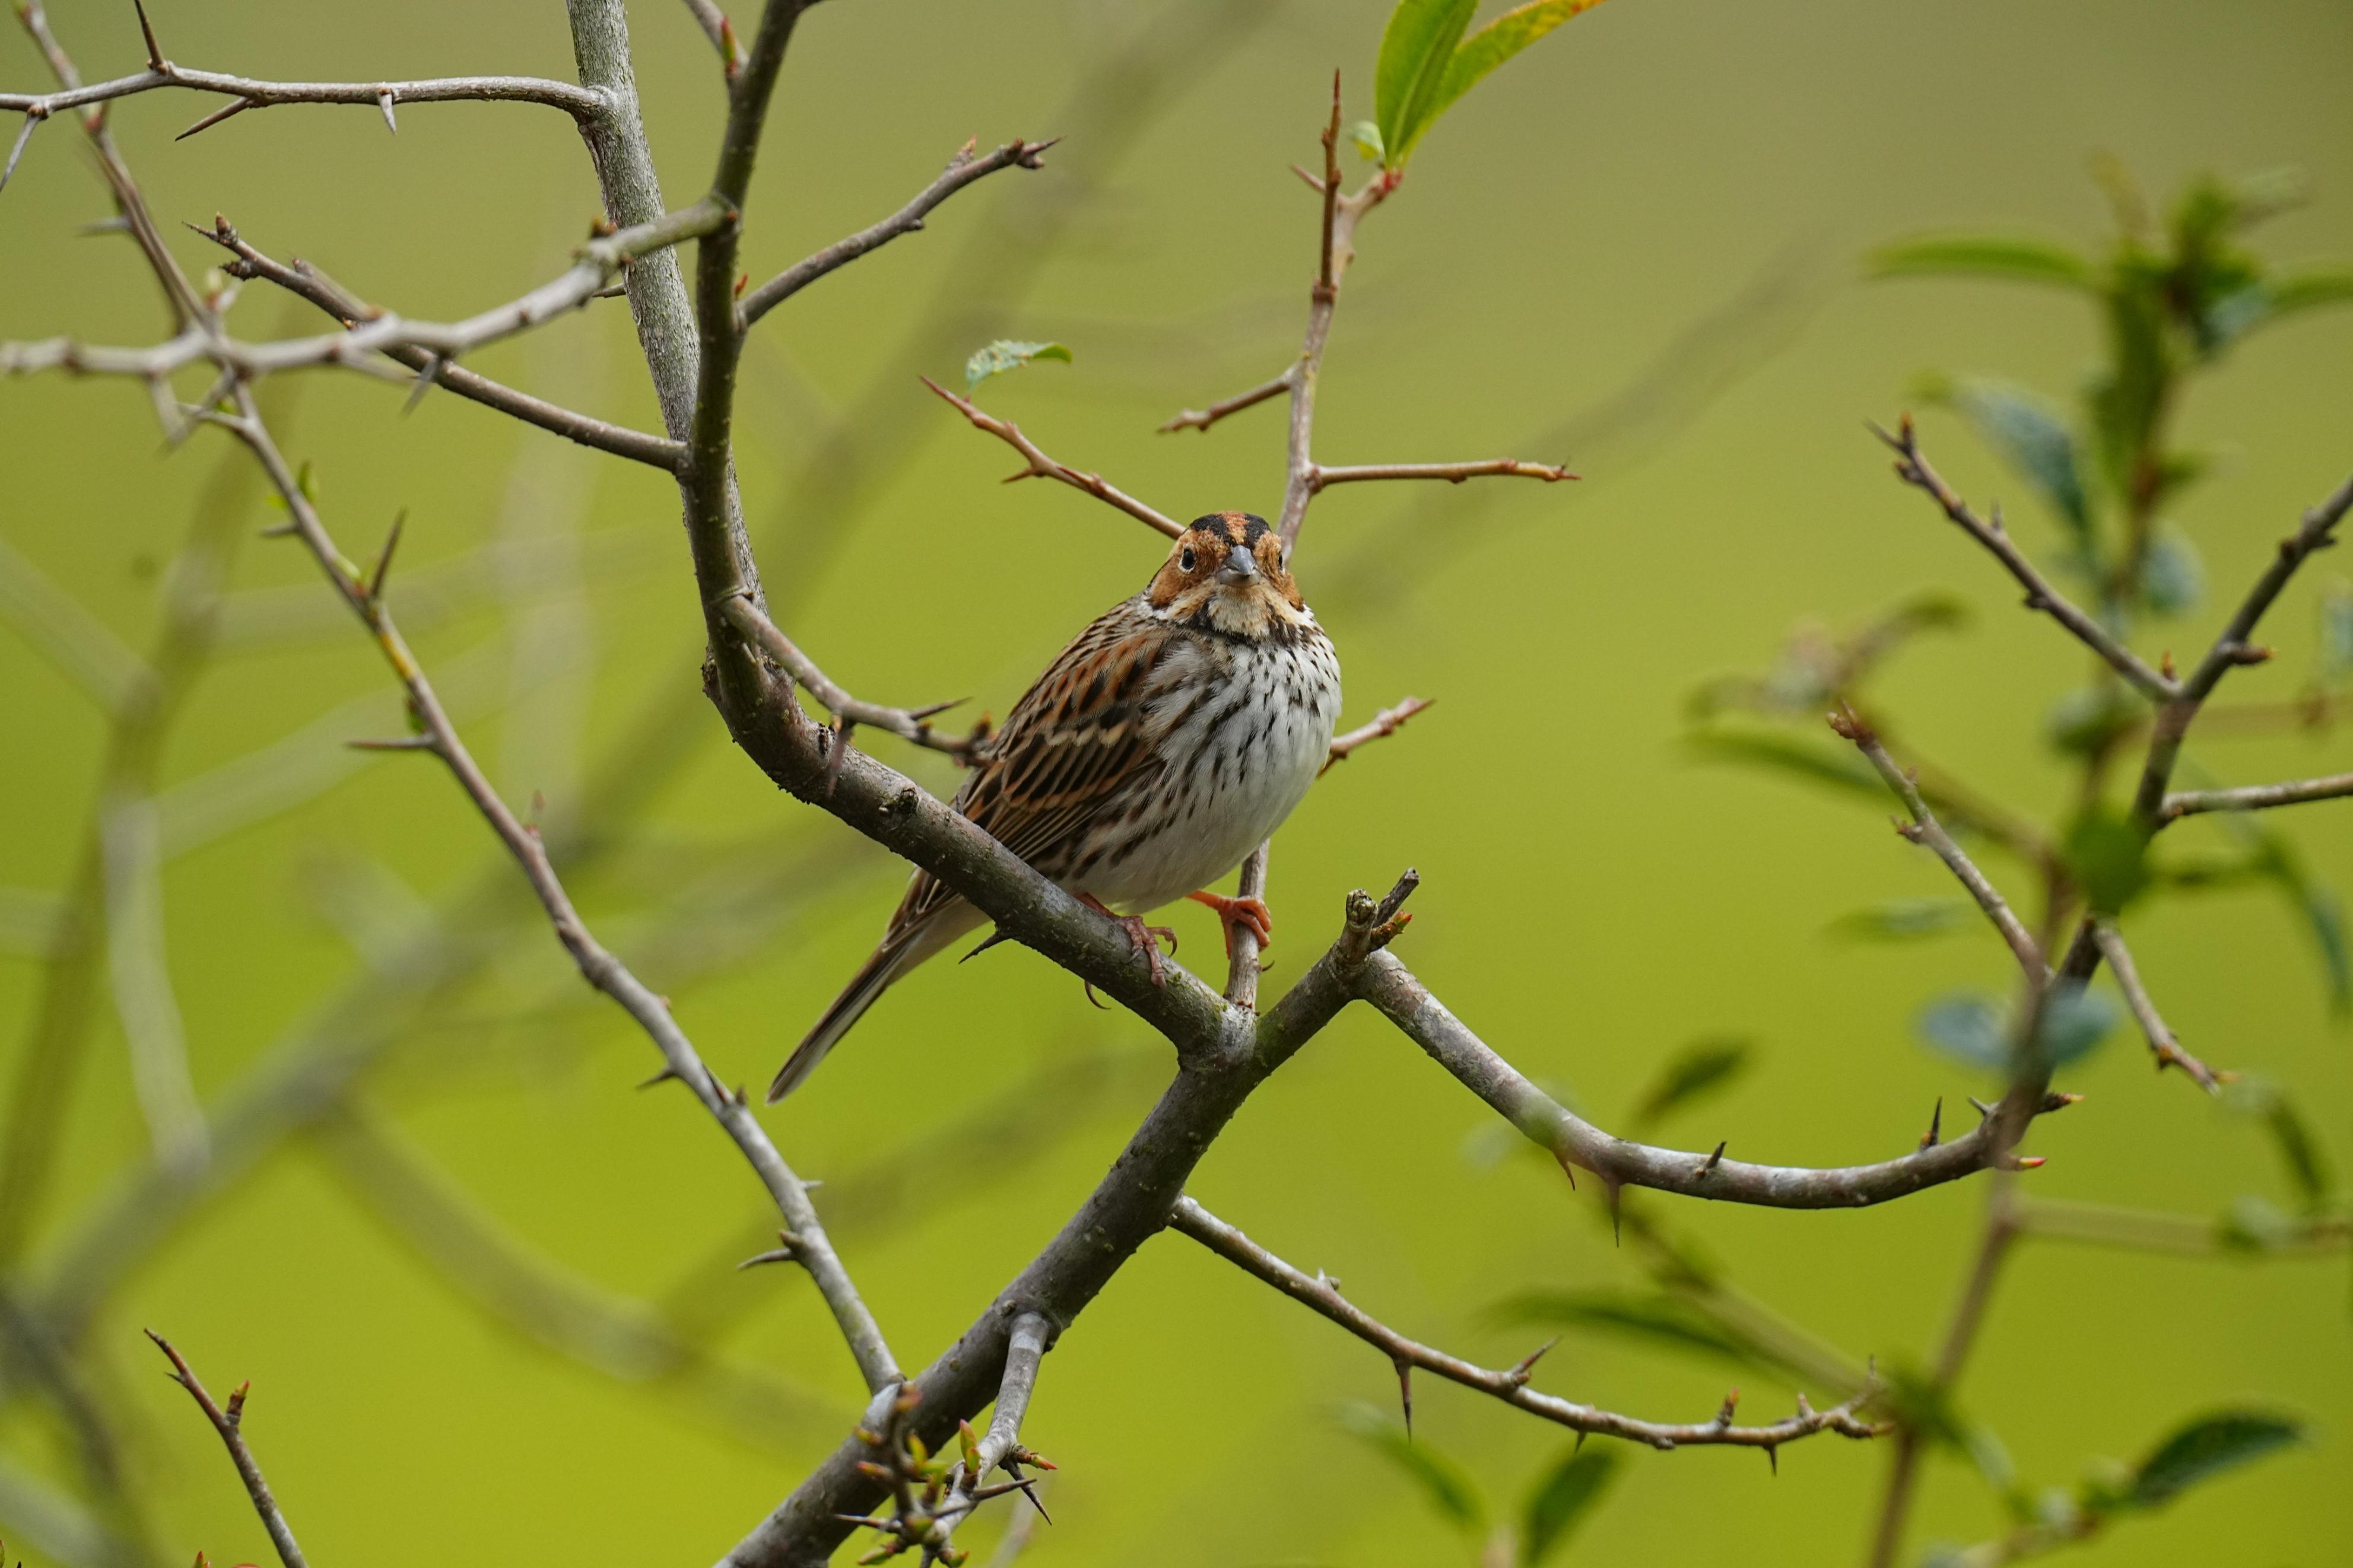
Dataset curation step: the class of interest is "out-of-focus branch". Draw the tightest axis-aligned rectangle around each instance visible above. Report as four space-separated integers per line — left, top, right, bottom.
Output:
739 138 1053 329
721 593 984 758
2018 1197 2349 1255
1307 459 1576 491
1873 418 2177 701
920 376 1183 539
1322 696 1431 774
2160 770 2353 822
205 226 682 469
1354 949 2059 1207
96 797 205 1174
2088 922 2225 1091
0 534 149 714
145 1332 309 1568
1830 708 2044 981
1169 1197 1884 1451
1 202 725 382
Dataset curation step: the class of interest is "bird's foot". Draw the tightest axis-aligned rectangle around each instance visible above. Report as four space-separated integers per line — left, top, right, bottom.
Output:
1078 893 1176 987
1187 890 1272 965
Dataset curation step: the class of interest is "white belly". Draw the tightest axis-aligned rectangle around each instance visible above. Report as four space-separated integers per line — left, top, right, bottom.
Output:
1077 634 1342 913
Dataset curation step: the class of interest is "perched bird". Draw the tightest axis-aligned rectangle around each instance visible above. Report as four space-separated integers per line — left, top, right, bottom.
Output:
769 510 1342 1101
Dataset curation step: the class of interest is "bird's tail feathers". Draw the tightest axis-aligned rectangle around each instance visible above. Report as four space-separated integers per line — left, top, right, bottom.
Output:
767 924 925 1102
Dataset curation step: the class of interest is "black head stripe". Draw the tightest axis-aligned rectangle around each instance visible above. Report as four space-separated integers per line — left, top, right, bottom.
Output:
1187 511 1271 547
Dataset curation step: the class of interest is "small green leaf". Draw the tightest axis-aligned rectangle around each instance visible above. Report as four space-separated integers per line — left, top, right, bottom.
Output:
1337 1401 1485 1533
1519 1446 1618 1567
2125 1410 2303 1510
2223 1078 2333 1211
2035 984 2116 1067
1374 0 1478 170
1917 993 2006 1072
1868 236 2098 292
1827 898 1976 942
1917 375 2093 548
2062 806 2151 915
1347 119 1386 163
962 339 1072 391
2044 686 2142 760
1420 0 1611 160
2138 529 2204 617
2260 266 2353 324
1629 1037 1751 1132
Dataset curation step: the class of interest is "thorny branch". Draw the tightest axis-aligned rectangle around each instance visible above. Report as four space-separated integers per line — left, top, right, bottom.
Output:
1169 1197 1885 1451
2160 769 2353 821
1323 696 1431 773
2088 922 2226 1090
919 376 1183 539
1874 418 2178 701
740 138 1053 329
145 1332 307 1568
1828 707 2044 981
722 592 986 759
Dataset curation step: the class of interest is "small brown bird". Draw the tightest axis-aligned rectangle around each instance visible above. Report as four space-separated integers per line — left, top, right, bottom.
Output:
769 511 1343 1101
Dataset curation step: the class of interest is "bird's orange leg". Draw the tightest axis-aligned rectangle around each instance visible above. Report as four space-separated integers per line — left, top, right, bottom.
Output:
1077 892 1176 987
1187 889 1272 965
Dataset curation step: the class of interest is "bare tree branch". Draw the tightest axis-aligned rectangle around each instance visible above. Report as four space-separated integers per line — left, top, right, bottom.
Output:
1168 1197 1884 1449
145 1332 308 1568
920 376 1183 539
1873 418 2179 701
2088 922 2225 1091
1159 369 1291 434
1307 458 1576 490
0 47 604 126
739 138 1053 329
721 593 984 758
1829 708 2044 981
205 226 683 469
1355 949 2059 1207
2160 769 2353 821
1322 696 1431 774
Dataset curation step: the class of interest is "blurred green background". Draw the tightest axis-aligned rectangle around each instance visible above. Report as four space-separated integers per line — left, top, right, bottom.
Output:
2 1 2349 1564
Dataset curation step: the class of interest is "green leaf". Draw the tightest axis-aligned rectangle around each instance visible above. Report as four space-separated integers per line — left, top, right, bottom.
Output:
1684 731 1883 799
1917 375 2093 549
1347 119 1386 163
1374 0 1478 170
2262 266 2353 323
962 339 1072 391
1337 1401 1485 1533
2062 806 2151 915
1519 1446 1619 1567
2137 529 2204 618
2035 984 2116 1068
2125 1410 2302 1510
2223 1078 2333 1211
1917 993 2006 1072
1629 1036 1751 1132
1420 0 1611 161
1868 236 2097 292
1827 898 1976 942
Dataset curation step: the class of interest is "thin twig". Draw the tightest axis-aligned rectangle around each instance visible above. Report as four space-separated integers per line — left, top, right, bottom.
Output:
2089 922 2225 1090
1158 369 1291 434
919 376 1182 538
1829 708 2044 980
1307 459 1576 490
1873 417 2177 701
0 55 604 122
1168 1197 1884 1450
739 138 1052 329
145 1332 309 1568
721 593 982 758
2160 769 2353 822
1322 696 1431 774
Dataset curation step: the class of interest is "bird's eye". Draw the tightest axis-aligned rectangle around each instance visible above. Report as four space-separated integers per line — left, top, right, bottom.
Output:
1179 548 1197 571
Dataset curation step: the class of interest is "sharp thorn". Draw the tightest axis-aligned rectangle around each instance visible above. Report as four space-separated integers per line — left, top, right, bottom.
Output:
637 1066 682 1090
1921 1096 1943 1149
960 928 1014 963
367 508 406 600
174 97 254 142
402 355 442 414
376 88 398 135
1393 1357 1413 1437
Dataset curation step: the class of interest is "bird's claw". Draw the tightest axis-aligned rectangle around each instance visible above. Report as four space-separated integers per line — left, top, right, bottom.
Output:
1187 890 1273 965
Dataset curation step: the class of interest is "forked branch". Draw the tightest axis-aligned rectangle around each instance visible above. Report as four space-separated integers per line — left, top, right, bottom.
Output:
146 1332 307 1568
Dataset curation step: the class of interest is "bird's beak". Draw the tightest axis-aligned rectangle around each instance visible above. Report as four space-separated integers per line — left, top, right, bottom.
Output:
1217 549 1259 585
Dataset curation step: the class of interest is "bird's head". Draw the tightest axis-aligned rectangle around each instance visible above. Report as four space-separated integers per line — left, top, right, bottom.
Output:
1147 511 1310 638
